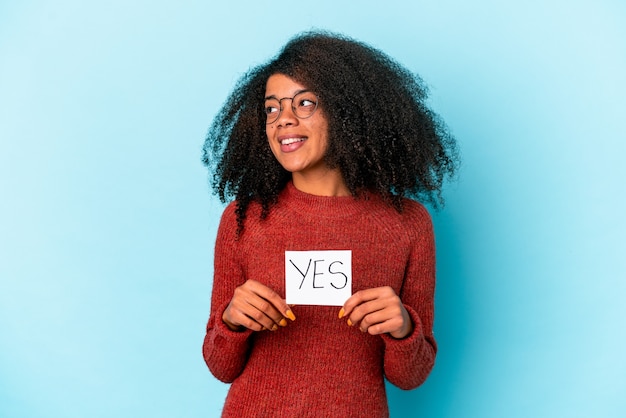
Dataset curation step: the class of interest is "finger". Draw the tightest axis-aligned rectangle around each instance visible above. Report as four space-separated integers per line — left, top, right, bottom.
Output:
246 280 296 321
347 298 388 328
340 287 395 318
358 307 404 335
343 290 393 324
246 297 284 331
226 286 284 331
223 301 266 332
239 280 294 326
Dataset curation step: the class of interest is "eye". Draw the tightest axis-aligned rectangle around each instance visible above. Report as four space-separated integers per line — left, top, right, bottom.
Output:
264 100 279 115
299 99 315 108
296 95 317 109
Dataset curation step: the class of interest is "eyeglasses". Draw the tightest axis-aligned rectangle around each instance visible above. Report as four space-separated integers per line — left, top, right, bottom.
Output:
264 90 319 124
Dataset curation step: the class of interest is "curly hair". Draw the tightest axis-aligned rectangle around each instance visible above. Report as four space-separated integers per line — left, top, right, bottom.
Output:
202 30 459 231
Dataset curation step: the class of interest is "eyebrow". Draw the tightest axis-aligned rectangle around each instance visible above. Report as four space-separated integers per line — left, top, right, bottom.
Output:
264 89 311 100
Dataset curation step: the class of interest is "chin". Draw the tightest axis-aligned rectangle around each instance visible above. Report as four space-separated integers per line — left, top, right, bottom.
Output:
277 160 308 173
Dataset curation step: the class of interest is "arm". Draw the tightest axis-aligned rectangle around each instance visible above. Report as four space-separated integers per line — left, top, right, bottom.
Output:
202 204 253 383
202 204 295 383
339 203 437 389
380 204 437 389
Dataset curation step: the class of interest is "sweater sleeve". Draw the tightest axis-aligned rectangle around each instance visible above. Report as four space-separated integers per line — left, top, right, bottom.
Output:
380 203 437 390
202 203 254 383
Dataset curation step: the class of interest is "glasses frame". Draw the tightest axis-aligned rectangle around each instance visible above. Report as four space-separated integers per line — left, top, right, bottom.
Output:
264 90 320 125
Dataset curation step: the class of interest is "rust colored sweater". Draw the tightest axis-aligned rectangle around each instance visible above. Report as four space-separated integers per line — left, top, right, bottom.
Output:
203 182 437 417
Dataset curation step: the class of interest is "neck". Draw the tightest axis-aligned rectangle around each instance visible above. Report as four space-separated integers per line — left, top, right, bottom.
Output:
292 169 351 197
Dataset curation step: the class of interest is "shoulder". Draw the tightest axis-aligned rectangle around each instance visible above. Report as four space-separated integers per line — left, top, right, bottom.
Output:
218 201 238 225
401 199 433 224
391 198 435 240
217 199 265 239
219 199 265 222
215 202 238 241
369 196 432 226
357 196 434 242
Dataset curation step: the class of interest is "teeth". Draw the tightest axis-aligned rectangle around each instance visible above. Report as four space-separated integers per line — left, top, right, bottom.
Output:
281 137 306 145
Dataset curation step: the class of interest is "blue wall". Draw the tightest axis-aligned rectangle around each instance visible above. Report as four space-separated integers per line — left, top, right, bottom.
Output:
1 1 624 417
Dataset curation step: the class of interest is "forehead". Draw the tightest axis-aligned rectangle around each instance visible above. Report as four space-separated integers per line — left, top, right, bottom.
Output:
265 74 308 96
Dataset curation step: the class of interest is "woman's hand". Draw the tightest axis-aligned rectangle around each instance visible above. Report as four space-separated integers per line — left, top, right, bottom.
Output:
339 286 413 339
222 279 295 332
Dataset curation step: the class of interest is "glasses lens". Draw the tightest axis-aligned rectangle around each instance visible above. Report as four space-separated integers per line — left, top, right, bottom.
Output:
264 98 280 124
292 91 318 119
264 92 319 124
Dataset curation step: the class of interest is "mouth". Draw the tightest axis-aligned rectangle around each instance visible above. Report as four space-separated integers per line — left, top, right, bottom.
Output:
280 137 307 145
277 136 308 153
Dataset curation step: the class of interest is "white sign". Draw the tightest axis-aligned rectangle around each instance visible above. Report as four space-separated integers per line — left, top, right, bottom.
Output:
285 250 352 306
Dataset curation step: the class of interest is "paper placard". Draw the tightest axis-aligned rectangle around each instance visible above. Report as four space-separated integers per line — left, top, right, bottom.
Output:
285 250 352 306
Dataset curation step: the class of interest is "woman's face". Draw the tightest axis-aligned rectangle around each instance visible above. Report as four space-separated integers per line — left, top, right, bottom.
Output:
265 74 330 179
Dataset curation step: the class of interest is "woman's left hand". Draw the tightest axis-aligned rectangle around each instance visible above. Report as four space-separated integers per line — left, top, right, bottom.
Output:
339 286 413 339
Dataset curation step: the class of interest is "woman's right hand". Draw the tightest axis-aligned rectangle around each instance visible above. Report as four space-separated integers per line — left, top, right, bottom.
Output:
222 279 296 332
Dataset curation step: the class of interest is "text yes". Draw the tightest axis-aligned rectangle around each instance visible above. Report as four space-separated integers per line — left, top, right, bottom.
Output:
285 250 352 306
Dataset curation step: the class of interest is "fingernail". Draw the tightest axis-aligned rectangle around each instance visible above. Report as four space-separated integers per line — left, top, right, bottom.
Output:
338 308 345 319
279 318 288 327
347 318 353 327
286 310 296 321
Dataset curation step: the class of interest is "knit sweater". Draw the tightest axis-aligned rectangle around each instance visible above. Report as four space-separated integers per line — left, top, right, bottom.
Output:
203 182 437 417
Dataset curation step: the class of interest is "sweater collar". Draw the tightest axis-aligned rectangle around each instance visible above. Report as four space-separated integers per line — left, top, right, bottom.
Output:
281 181 373 218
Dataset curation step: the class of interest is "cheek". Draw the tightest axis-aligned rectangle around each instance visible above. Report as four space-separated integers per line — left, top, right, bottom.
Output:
318 123 330 151
266 128 279 156
265 126 273 145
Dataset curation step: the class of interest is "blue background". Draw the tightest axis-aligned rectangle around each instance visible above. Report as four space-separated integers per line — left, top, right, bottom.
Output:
1 1 625 417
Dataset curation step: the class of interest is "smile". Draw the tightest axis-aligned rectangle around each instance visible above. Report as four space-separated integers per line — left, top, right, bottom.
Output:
280 137 307 145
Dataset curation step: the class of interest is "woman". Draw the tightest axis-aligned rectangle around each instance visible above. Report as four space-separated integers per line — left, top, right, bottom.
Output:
202 31 458 417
